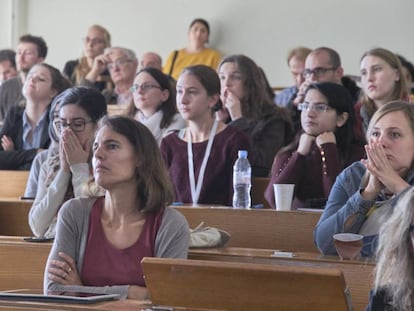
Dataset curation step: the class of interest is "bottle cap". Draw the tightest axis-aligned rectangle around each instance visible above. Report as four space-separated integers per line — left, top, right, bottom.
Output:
238 150 248 158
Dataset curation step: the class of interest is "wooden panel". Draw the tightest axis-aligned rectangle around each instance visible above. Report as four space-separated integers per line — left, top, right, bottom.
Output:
0 171 29 199
174 206 321 252
0 236 51 291
251 177 271 209
189 247 374 311
0 200 33 236
142 257 352 311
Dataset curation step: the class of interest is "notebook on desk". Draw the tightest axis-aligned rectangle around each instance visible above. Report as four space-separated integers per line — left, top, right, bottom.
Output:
142 257 354 311
0 289 120 304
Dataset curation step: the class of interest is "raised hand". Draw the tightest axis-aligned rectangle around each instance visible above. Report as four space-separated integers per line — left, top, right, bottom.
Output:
297 133 316 156
361 142 409 198
316 131 336 148
61 128 89 167
221 88 243 121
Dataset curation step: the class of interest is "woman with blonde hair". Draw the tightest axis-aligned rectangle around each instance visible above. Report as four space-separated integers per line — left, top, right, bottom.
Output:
366 186 414 310
314 101 414 258
63 24 112 91
355 47 408 138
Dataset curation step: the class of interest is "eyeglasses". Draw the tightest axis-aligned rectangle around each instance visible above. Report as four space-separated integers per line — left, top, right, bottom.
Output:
53 118 94 133
82 37 105 46
302 67 337 78
107 59 133 71
298 102 332 113
130 83 161 93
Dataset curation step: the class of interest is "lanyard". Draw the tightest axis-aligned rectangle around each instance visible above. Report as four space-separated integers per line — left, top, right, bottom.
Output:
187 119 219 204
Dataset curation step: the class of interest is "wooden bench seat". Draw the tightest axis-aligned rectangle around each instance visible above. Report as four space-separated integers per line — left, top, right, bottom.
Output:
174 205 321 252
188 247 374 311
142 257 353 311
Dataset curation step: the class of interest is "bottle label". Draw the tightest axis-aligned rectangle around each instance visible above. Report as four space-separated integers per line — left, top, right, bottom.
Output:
234 172 251 184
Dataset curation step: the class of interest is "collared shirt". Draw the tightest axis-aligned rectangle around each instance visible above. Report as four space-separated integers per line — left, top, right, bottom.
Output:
22 109 48 150
114 87 132 106
274 86 297 107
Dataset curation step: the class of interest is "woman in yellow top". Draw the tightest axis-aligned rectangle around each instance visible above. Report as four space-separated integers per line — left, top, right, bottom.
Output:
163 18 221 80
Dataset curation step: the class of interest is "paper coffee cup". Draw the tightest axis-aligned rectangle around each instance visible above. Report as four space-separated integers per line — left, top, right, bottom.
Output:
273 184 295 211
333 233 363 260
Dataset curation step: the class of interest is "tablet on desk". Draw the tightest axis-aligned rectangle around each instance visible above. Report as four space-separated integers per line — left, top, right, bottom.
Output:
0 289 120 304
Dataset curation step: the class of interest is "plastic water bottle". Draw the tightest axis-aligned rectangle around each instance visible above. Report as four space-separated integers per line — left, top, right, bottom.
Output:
232 150 251 209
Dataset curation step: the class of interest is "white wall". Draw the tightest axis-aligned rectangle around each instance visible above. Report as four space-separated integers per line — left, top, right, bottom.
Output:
2 0 414 87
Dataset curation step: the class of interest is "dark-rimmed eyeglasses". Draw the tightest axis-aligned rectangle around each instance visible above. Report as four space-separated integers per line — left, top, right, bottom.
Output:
302 67 337 78
298 102 332 113
130 83 161 93
53 118 94 133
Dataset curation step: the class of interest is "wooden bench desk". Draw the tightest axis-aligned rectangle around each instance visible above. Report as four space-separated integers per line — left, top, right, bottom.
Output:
0 236 51 291
143 257 353 311
174 206 321 252
0 170 29 199
0 296 152 311
0 200 33 236
189 247 374 311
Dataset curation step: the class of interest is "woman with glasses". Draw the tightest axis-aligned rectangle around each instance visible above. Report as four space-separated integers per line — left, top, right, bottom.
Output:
355 48 408 140
44 116 189 299
314 101 414 258
0 63 69 170
163 18 221 80
29 86 107 238
161 65 249 206
63 25 112 92
366 186 414 310
216 54 294 177
264 82 365 210
127 68 185 145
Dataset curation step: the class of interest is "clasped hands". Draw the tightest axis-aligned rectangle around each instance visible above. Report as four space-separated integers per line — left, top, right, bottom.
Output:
59 128 90 172
361 142 409 200
297 131 336 156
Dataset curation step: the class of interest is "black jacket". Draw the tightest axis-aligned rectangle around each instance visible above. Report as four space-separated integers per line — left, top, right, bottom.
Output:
0 105 50 170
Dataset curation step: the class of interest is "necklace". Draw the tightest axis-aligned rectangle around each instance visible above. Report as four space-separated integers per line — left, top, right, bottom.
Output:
187 119 219 204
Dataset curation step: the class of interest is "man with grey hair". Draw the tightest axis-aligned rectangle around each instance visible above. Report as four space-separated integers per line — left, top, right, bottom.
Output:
83 46 138 106
140 52 162 71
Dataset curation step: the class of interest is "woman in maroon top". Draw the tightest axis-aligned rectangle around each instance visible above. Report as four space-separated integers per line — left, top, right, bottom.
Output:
265 82 365 210
161 65 249 206
44 116 189 300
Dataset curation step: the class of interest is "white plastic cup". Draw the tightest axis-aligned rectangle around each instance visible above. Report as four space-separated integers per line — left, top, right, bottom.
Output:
273 184 295 211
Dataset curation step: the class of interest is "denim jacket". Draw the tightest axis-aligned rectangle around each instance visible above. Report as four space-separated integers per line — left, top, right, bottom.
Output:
314 161 414 257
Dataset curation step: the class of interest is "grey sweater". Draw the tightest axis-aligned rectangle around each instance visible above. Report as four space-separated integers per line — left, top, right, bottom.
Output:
43 197 190 299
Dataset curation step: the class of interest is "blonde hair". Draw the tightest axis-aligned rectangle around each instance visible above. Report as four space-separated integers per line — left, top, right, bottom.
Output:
374 186 414 310
73 25 111 85
360 48 408 119
287 46 312 64
366 100 414 142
